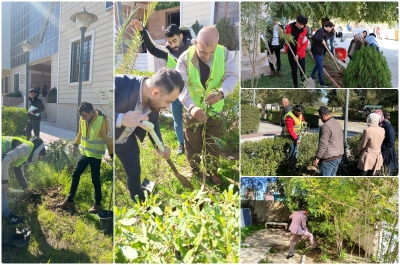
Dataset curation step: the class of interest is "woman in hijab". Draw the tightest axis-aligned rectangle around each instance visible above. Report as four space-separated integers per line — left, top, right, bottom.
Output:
357 113 385 175
347 33 363 60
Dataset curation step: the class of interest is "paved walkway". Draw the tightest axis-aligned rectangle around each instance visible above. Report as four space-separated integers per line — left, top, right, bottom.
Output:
33 120 77 143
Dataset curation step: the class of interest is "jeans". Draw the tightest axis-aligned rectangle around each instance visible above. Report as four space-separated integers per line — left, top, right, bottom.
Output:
320 158 342 176
26 119 41 140
2 191 10 217
289 141 299 159
268 45 281 71
311 53 325 85
171 98 184 145
288 51 305 88
329 36 335 55
115 136 143 202
67 155 102 205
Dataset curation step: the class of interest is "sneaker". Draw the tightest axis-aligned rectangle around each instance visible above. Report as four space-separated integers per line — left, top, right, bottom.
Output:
312 247 322 254
88 204 102 214
56 199 75 209
3 213 24 225
321 83 330 88
177 144 184 155
312 77 318 81
287 254 294 259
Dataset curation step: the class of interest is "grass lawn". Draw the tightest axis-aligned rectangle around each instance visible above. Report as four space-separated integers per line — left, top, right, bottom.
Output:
242 52 333 88
2 153 113 263
241 223 266 241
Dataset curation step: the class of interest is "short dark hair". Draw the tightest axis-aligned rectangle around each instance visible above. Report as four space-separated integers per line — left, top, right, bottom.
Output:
325 21 334 28
363 30 367 35
78 101 94 114
369 33 376 38
293 105 303 112
296 14 308 25
165 24 181 38
319 106 330 116
384 111 391 119
149 68 184 94
29 89 35 94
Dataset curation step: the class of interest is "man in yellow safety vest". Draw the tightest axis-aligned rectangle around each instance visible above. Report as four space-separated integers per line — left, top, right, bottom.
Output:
284 105 306 172
57 101 113 213
176 26 238 185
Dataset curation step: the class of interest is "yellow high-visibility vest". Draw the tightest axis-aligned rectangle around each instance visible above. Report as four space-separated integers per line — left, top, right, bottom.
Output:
80 116 106 159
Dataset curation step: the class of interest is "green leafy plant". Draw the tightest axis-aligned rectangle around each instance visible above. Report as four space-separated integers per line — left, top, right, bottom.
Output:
1 106 28 136
215 16 239 51
191 20 203 36
115 185 239 263
5 91 23 97
303 107 319 128
259 36 266 53
47 87 57 103
241 104 260 134
343 46 392 88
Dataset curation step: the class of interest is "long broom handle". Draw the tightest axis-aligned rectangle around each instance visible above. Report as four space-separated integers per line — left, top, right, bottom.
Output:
286 41 308 78
322 41 341 72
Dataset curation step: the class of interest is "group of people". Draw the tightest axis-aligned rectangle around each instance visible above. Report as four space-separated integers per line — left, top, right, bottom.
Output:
281 98 398 176
348 30 380 60
33 81 48 98
266 15 335 88
114 22 238 201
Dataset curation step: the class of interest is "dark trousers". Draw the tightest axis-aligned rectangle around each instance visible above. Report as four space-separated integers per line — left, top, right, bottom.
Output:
288 51 305 88
115 137 142 201
268 45 281 71
26 119 41 140
67 155 102 205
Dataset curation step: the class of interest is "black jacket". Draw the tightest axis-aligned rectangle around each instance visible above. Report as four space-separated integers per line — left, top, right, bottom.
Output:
280 105 292 127
311 27 329 56
381 120 398 170
267 24 285 49
28 96 45 121
141 29 191 62
114 75 162 146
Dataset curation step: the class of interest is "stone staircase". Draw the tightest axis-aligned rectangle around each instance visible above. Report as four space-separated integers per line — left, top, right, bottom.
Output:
241 52 270 81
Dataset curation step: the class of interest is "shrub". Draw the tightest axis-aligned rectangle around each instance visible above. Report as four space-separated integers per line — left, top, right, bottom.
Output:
389 111 398 134
241 105 260 134
348 110 364 121
47 87 57 103
5 91 22 97
271 111 281 125
222 84 239 149
1 106 27 136
191 20 203 36
343 46 392 88
303 107 319 128
115 185 239 263
215 16 239 51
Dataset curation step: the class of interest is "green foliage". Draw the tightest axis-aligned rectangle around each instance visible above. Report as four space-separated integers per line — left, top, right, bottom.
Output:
270 111 281 125
191 20 203 36
44 139 76 173
115 185 239 263
260 36 266 53
241 224 265 241
5 91 22 97
389 111 398 134
303 107 319 128
1 106 27 136
215 16 239 51
348 110 364 120
47 87 57 103
343 46 392 88
241 105 260 134
221 84 240 149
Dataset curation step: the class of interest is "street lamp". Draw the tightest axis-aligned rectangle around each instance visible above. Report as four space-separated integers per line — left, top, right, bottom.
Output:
21 41 34 110
70 7 97 133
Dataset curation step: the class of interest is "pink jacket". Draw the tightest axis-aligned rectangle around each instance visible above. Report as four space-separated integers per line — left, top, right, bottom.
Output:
289 211 308 234
357 124 385 174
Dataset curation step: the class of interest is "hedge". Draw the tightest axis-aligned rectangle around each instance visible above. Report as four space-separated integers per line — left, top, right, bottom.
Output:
389 111 398 135
348 110 364 121
241 133 398 176
241 104 260 134
2 106 28 136
47 87 57 103
271 111 281 125
5 91 22 97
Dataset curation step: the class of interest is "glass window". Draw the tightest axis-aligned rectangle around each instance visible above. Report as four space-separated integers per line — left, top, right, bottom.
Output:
14 73 20 92
70 35 92 83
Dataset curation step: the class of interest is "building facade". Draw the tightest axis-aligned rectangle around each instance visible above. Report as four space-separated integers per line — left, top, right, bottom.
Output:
1 2 114 130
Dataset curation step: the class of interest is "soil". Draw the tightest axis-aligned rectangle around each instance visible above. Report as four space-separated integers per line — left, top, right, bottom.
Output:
323 58 345 88
241 228 368 264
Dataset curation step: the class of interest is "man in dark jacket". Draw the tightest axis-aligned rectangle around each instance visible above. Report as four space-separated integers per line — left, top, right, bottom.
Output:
280 98 292 135
2 137 46 224
267 21 284 77
313 107 344 176
34 84 40 96
42 82 48 97
311 22 335 88
131 20 195 155
26 89 45 140
285 15 309 88
114 68 184 201
381 111 398 176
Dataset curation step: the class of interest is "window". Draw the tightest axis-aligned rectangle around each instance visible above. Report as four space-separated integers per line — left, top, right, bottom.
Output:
214 2 239 24
69 33 93 83
14 73 20 93
4 76 9 93
105 2 113 10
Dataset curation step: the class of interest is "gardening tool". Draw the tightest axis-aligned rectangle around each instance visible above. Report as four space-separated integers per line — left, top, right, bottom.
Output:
263 36 277 64
322 41 342 73
286 42 315 88
141 121 194 190
97 185 113 234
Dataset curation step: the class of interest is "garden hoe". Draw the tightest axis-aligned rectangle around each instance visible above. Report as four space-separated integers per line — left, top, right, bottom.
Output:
322 42 342 73
286 42 315 88
141 121 194 190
